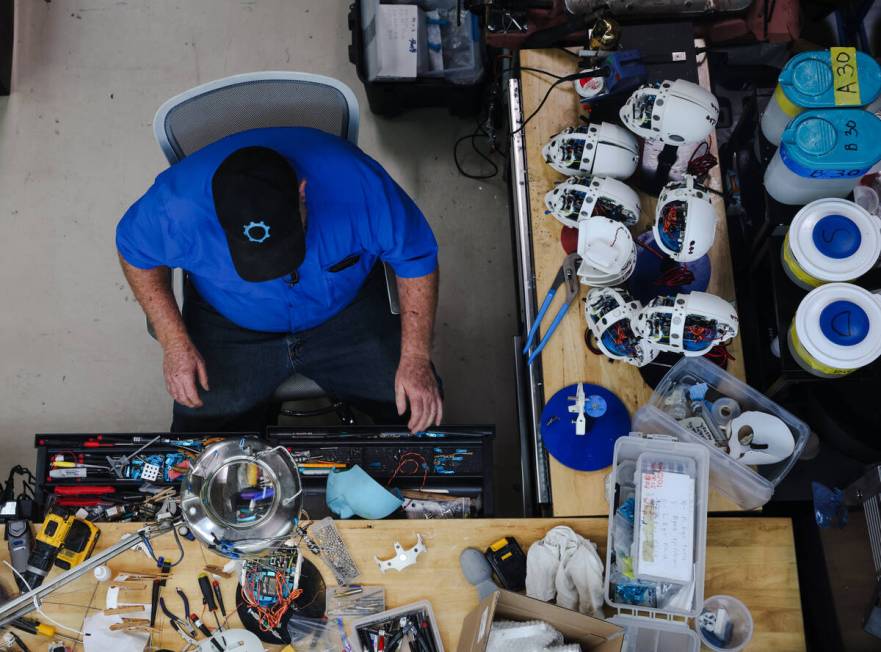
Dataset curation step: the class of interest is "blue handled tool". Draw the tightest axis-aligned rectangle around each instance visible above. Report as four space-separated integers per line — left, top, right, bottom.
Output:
523 253 581 366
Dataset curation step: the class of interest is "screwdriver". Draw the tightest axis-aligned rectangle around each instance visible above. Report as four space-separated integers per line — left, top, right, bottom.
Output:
11 617 77 641
198 573 224 632
211 579 227 617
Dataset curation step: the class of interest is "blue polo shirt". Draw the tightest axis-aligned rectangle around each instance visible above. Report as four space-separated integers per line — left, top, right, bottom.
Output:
116 127 438 333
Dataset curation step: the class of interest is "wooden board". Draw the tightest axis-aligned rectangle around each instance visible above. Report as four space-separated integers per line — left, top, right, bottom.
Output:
2 518 804 651
519 48 747 516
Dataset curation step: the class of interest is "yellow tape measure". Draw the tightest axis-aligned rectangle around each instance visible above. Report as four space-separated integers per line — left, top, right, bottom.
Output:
831 47 862 106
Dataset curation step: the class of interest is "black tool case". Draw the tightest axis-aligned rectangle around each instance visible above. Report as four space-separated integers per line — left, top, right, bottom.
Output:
347 0 486 116
267 425 495 518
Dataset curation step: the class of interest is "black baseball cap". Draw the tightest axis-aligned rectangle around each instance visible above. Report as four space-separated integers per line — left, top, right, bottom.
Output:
212 146 305 283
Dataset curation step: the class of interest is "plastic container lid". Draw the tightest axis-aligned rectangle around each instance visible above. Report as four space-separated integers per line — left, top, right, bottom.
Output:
779 109 881 176
779 49 881 108
787 198 881 282
610 614 699 652
794 283 881 370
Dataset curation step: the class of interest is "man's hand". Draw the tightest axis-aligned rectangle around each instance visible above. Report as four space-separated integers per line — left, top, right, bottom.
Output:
395 354 442 433
163 339 209 408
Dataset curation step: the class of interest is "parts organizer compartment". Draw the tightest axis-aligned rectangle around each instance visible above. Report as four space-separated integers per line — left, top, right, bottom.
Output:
267 425 494 519
604 434 708 652
33 432 256 521
635 356 810 510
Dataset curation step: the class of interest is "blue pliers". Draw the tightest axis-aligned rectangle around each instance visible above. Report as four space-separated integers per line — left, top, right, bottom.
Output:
523 253 582 366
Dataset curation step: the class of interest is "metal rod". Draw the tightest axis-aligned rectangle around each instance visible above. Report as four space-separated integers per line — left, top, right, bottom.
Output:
0 520 175 627
508 76 551 505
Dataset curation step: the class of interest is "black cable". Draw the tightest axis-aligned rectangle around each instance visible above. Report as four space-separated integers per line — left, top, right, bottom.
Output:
511 66 609 136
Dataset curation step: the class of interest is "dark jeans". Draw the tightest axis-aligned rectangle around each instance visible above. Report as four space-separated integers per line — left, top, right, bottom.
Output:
171 267 406 433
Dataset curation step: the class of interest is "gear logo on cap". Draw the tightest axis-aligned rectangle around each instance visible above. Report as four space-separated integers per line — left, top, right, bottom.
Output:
243 220 271 244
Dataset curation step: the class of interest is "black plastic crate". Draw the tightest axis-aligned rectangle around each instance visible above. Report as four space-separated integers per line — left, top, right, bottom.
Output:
347 1 486 117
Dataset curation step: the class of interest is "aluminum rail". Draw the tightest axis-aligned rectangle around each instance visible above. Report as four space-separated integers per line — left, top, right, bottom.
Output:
0 519 175 627
508 77 551 506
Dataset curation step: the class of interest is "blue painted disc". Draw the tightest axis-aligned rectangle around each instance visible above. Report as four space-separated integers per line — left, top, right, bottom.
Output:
812 214 861 259
540 384 630 471
820 300 869 345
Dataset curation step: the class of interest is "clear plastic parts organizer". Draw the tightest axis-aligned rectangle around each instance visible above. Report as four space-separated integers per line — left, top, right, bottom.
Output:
633 357 810 510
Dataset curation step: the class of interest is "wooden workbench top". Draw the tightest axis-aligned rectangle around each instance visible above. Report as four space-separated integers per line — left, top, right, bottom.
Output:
2 517 803 651
519 47 747 517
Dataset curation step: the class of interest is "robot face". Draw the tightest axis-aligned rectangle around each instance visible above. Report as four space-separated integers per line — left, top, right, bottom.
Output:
635 291 738 356
544 176 641 228
620 79 720 145
585 287 658 367
653 176 717 262
542 123 639 179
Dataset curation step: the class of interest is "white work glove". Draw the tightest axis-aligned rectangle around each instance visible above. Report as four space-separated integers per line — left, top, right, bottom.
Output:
526 526 606 618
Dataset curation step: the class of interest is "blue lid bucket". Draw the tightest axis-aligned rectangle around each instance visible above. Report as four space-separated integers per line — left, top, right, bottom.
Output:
781 198 881 289
788 283 881 377
761 48 881 145
764 109 881 205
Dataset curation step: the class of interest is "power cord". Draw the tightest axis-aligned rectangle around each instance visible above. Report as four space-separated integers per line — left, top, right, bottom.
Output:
452 63 607 180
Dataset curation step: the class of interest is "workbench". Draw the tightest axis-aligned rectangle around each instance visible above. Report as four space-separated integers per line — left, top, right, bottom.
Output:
2 517 804 651
510 47 747 516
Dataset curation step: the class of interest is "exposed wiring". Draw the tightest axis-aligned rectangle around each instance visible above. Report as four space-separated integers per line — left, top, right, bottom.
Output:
387 452 428 490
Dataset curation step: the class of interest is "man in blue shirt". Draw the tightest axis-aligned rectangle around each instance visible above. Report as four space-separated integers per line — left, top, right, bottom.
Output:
116 127 442 433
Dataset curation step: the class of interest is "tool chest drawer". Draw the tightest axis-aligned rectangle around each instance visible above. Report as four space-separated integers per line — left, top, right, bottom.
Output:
33 432 257 521
267 425 495 518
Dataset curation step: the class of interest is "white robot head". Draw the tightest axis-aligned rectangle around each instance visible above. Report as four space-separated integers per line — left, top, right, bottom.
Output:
619 79 719 145
653 175 717 262
576 216 637 287
635 291 738 356
541 122 639 179
584 287 659 367
544 176 641 228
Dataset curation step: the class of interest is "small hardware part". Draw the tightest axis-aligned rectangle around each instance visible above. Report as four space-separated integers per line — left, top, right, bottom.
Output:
375 534 426 573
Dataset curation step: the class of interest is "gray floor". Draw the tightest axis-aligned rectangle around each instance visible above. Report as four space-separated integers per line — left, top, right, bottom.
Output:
0 1 521 513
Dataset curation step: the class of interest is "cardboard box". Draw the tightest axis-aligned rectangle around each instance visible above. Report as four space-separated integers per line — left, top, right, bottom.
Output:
457 590 624 652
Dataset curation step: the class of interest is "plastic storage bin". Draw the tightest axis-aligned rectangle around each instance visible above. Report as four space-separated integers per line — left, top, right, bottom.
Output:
348 0 485 116
604 434 708 652
764 108 881 205
761 48 881 145
633 357 810 510
350 600 444 652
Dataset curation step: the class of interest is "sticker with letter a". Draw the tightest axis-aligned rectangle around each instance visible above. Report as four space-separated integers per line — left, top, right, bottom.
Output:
832 47 861 106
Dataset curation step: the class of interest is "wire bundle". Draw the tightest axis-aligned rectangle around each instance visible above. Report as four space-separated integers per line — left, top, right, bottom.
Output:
240 547 303 632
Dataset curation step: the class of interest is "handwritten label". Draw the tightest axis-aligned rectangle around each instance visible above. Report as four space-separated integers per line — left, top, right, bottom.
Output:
832 47 861 106
637 470 695 584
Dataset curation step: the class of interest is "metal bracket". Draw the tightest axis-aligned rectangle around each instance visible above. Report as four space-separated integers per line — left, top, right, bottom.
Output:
374 534 426 573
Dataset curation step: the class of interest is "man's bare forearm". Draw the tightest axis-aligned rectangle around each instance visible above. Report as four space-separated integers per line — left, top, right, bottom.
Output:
118 254 189 349
396 270 438 360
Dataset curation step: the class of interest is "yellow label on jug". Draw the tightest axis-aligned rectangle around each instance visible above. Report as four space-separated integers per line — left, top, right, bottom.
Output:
782 232 823 288
774 84 801 118
831 47 862 106
789 322 854 376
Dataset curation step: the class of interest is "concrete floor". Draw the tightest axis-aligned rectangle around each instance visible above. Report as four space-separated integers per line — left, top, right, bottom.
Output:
0 1 521 512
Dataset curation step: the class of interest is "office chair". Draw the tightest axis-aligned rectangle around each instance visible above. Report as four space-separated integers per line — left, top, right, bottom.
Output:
152 71 396 423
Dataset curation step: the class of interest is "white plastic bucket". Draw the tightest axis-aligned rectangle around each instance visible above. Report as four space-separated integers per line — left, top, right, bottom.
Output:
788 283 881 377
781 198 881 289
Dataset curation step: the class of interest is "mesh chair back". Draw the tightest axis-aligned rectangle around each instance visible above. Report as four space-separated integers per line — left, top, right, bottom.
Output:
154 72 359 164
